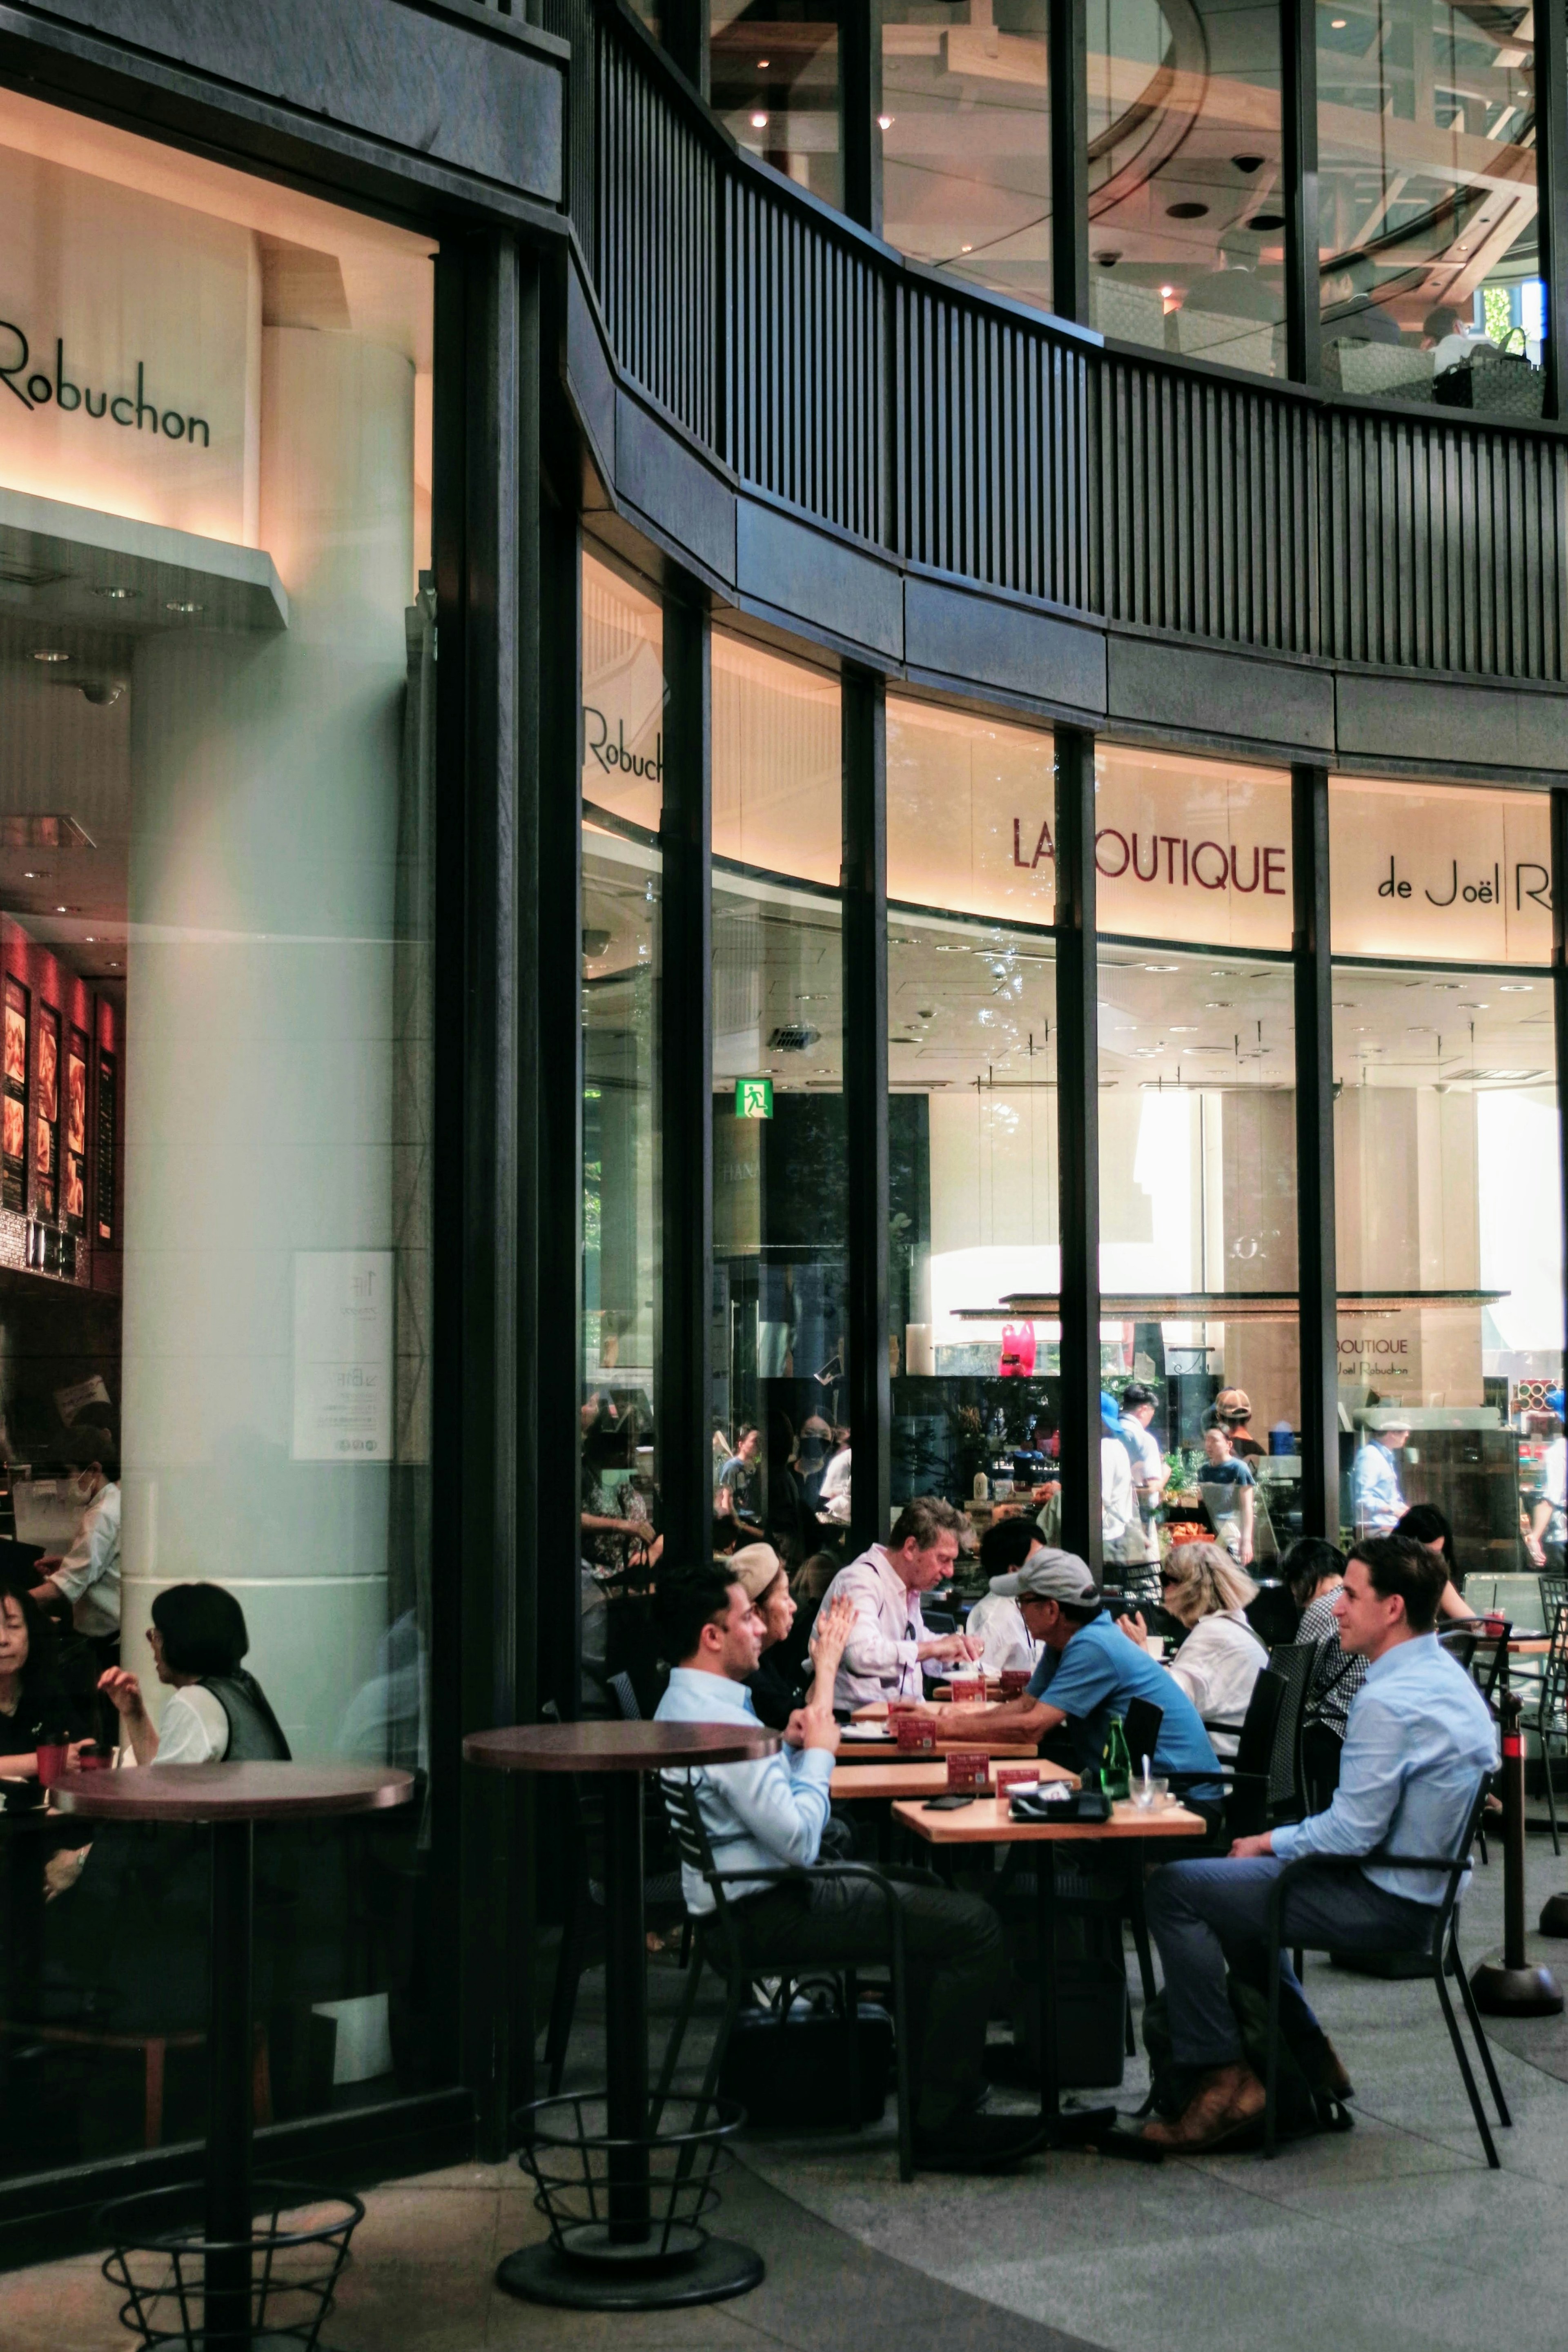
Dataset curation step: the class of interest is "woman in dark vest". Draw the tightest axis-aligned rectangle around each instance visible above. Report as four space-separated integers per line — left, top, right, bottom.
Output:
98 1581 291 1762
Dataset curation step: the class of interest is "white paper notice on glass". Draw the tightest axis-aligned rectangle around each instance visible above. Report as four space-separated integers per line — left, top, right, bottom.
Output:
292 1252 394 1462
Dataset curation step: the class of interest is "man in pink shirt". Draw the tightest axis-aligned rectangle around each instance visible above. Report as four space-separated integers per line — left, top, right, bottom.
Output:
817 1496 981 1710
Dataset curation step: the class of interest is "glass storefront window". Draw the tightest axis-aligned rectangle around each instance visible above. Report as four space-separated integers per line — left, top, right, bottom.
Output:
0 89 435 2166
711 639 846 1568
1087 0 1285 374
1098 945 1300 1588
1095 744 1293 952
712 3 842 208
580 554 664 1703
1317 0 1542 411
1331 776 1562 1591
886 700 1060 1553
880 2 1053 314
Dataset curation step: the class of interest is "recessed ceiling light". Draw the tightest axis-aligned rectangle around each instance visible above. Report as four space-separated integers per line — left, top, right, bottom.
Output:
1160 284 1175 298
165 601 202 615
22 871 37 880
757 57 769 66
1206 1000 1232 1009
878 114 894 129
751 111 768 128
107 961 120 969
1143 963 1179 972
54 904 67 913
1500 982 1534 992
1169 1024 1199 1031
1330 15 1345 24
32 650 70 663
92 585 137 601
961 244 973 253
84 935 95 943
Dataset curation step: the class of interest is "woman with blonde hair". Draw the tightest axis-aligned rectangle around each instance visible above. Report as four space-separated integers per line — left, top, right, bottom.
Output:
1117 1540 1267 1758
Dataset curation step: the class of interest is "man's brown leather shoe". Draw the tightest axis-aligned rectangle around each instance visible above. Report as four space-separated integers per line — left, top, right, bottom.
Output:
1140 2062 1267 2150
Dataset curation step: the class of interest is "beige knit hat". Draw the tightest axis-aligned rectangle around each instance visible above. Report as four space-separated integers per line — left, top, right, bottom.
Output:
728 1542 784 1601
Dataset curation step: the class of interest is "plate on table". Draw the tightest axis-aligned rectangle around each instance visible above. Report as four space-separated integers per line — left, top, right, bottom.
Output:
840 1723 894 1743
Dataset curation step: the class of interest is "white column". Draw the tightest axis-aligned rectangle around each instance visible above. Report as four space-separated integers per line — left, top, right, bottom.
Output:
120 327 415 1755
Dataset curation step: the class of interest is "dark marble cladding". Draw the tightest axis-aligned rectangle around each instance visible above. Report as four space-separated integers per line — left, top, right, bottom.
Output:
906 575 1106 717
737 500 902 662
1108 635 1336 757
24 0 563 199
1334 670 1568 776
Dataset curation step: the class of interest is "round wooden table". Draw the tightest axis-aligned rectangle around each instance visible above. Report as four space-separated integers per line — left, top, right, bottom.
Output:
56 1763 413 2350
464 1720 777 2312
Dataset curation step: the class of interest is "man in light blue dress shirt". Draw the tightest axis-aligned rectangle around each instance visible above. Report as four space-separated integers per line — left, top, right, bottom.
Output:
1139 1532 1497 2150
653 1561 1036 2170
1351 1415 1410 1534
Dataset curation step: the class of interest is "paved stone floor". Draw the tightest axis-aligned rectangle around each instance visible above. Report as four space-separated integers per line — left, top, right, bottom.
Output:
5 1826 1568 2352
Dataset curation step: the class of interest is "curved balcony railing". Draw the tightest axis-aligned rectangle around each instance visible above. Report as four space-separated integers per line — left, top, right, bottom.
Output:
543 0 1568 686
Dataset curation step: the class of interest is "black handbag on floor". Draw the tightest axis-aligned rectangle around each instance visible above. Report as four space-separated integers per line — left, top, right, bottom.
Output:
717 1982 893 2125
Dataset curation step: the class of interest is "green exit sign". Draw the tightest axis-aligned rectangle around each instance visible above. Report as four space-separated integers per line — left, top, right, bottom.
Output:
735 1077 773 1120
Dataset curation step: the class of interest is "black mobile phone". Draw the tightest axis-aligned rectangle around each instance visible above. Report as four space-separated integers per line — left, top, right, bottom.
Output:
923 1793 978 1811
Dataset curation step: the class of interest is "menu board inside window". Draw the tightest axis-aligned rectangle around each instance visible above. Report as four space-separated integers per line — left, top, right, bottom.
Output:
35 1003 59 1222
2 978 26 1213
65 1025 88 1235
96 1047 116 1245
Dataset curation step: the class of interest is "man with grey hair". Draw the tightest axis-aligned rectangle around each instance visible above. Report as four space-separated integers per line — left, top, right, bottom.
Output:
817 1495 981 1711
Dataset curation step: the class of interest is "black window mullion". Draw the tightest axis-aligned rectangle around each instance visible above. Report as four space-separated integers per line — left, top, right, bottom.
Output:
842 0 883 237
1292 763 1338 1539
1049 0 1089 327
660 584 714 1574
1055 724 1102 1570
842 664 890 1558
1282 0 1321 386
1535 0 1568 419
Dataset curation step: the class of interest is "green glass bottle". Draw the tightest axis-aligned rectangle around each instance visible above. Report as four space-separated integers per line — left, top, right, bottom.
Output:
1102 1714 1132 1803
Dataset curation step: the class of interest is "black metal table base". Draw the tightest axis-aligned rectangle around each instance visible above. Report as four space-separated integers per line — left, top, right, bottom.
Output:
496 2238 765 2311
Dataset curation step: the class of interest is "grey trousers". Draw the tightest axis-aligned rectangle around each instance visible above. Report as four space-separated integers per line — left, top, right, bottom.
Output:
1145 1855 1437 2069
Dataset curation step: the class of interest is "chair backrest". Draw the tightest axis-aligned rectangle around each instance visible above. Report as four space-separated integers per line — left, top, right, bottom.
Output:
1439 1628 1479 1675
1539 1572 1568 1635
1231 1668 1286 1781
1540 1601 1568 1731
659 1768 747 1968
1124 1696 1164 1775
608 1671 642 1722
1261 1641 1317 1811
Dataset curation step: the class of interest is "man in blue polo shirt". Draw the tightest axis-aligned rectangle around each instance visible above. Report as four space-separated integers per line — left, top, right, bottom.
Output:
937 1550 1222 1811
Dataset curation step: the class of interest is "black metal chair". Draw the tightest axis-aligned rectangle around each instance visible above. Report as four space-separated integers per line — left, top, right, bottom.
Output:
1532 1602 1568 1858
653 1769 916 2180
1261 1778 1508 2165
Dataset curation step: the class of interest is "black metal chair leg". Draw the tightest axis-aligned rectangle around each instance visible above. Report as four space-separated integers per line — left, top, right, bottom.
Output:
1263 1947 1282 2159
1545 1742 1561 1861
677 1916 693 1970
1432 1956 1501 2169
1451 1931 1512 2128
650 1940 706 2126
544 1882 591 2097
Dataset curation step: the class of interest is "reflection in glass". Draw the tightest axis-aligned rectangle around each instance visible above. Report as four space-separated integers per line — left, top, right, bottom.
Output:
887 693 1056 927
880 1 1052 312
888 908 1060 1515
712 4 842 208
1098 947 1300 1581
580 556 664 1649
1333 965 1562 1583
1087 0 1285 374
1317 0 1541 410
0 89 437 2164
711 642 846 1570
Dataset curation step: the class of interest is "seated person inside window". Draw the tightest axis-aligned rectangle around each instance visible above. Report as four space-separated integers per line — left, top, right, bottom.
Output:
934 1550 1223 1826
0 1575 87 1776
99 1582 291 1763
962 1517 1045 1675
653 1559 1039 2170
1321 250 1400 346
